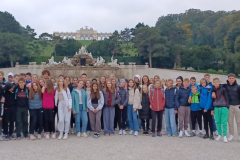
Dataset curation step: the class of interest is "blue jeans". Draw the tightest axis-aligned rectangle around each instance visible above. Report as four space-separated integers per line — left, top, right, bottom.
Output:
165 108 177 136
75 104 88 133
127 104 139 132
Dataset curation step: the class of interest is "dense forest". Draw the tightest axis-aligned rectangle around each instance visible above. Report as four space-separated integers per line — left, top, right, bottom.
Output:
0 9 240 74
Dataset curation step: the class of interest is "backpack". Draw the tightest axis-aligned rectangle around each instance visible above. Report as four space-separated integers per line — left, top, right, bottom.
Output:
15 88 29 99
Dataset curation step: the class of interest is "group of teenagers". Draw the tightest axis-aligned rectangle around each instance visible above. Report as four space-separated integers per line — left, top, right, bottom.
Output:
0 70 240 144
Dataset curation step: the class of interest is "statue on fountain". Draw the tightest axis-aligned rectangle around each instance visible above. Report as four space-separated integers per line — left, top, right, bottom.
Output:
47 56 59 66
62 57 72 66
108 56 118 67
94 56 105 66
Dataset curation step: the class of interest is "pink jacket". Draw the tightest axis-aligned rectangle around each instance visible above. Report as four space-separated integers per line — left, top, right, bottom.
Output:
149 87 165 111
43 89 56 109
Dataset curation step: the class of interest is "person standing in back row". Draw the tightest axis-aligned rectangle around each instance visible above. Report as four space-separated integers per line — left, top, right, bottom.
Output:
223 73 240 142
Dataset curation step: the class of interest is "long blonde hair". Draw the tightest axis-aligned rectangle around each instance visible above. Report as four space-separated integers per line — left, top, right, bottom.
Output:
57 78 67 92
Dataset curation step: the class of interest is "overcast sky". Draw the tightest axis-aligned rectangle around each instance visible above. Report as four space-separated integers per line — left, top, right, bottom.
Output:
1 0 239 35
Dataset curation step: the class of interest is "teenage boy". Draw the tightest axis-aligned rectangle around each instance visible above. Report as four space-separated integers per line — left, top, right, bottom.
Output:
175 76 183 131
13 74 20 86
15 78 29 140
223 73 240 142
189 86 203 137
175 78 191 138
204 74 218 136
2 83 16 140
212 78 229 143
189 77 199 88
198 78 213 139
7 72 14 83
19 73 26 79
25 72 32 85
42 70 50 80
81 73 88 83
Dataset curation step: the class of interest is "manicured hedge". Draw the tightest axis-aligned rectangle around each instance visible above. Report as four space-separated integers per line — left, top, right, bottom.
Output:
18 56 146 65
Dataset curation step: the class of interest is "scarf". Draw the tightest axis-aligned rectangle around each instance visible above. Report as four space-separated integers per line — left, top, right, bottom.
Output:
107 88 112 107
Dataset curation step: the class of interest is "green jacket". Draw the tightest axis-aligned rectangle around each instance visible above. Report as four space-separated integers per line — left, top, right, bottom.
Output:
190 91 200 111
71 88 87 112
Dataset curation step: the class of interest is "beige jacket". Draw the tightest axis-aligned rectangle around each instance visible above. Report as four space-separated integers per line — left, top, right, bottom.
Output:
128 87 142 109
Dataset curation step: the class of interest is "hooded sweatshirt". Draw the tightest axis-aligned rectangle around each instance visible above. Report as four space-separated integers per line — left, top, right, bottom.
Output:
198 78 212 111
3 83 15 107
6 72 14 83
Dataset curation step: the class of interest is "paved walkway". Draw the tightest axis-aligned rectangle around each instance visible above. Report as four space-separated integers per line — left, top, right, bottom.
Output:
0 130 240 160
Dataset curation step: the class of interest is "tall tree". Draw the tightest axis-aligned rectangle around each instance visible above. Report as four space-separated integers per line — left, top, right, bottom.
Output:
0 32 30 67
120 28 132 55
52 34 64 56
25 25 37 42
133 27 169 68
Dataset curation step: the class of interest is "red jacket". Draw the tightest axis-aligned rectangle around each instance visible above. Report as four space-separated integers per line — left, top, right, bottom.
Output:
149 87 165 111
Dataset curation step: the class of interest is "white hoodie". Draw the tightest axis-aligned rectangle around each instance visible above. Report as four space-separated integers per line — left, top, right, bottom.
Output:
6 72 14 83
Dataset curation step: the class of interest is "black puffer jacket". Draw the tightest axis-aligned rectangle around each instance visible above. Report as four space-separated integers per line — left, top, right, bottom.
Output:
223 80 240 105
139 93 151 119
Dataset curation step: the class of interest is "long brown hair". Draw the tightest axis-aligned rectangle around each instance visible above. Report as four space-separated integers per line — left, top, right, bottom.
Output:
91 82 100 100
84 80 91 91
45 79 54 94
29 82 42 100
128 79 135 89
111 78 118 88
57 78 67 92
142 75 150 86
103 80 115 94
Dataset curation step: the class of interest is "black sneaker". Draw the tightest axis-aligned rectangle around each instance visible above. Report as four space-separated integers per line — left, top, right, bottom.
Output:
203 134 209 139
210 135 214 140
146 131 149 135
93 133 98 138
96 133 100 138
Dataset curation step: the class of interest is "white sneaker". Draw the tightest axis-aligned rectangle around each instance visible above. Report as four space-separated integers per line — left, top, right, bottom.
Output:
63 134 68 140
81 132 88 138
228 135 233 141
71 128 74 134
129 130 134 135
123 130 127 135
37 134 41 140
184 130 191 137
215 135 222 141
77 132 81 137
134 131 138 136
52 133 56 139
46 134 49 140
30 134 36 140
58 134 63 140
179 131 183 138
0 135 3 141
214 130 218 136
223 136 228 143
119 129 123 135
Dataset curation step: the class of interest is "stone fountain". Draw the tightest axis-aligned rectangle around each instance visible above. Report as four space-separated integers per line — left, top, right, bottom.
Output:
44 46 122 79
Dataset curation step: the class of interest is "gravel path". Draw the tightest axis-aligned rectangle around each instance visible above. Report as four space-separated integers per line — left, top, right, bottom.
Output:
0 130 240 160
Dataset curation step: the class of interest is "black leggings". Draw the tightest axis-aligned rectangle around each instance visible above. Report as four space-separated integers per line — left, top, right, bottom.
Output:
203 109 213 135
43 108 55 133
190 110 202 130
151 110 163 133
116 106 127 130
141 119 149 132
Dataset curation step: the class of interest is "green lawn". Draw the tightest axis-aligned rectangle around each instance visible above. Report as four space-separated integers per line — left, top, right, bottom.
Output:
28 40 138 57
